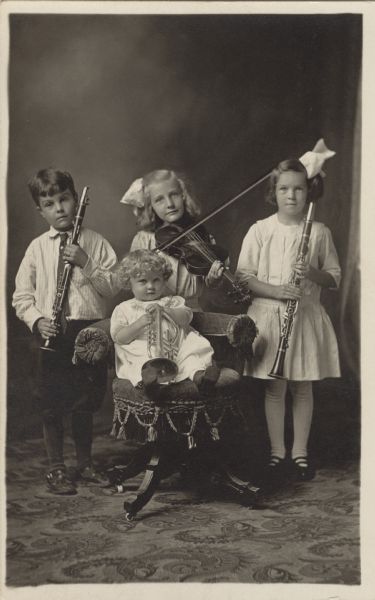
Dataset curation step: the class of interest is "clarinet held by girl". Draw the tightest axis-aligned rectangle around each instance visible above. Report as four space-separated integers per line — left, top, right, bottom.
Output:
236 140 341 485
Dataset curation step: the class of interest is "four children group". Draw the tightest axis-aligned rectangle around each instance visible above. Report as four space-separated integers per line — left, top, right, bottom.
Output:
12 156 341 496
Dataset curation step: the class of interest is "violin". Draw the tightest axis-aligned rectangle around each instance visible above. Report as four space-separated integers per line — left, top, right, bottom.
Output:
155 223 252 305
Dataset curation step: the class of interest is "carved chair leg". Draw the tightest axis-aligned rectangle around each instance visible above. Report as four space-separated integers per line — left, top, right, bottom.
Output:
107 444 153 491
123 445 163 520
194 440 262 507
210 465 262 507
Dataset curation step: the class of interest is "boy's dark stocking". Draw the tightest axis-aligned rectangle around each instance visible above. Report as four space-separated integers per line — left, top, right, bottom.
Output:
71 410 93 471
42 410 65 470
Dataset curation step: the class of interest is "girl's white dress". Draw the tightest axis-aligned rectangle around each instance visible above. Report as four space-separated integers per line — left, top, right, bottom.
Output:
131 231 204 311
236 213 341 381
111 295 213 386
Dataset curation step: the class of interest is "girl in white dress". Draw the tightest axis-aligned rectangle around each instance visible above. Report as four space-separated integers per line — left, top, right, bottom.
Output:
236 152 341 483
111 249 238 402
120 170 225 311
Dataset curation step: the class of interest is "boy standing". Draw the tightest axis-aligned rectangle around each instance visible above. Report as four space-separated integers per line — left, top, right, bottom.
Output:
12 168 118 495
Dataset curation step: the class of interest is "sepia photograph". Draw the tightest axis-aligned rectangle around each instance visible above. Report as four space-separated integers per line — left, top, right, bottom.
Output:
1 1 373 599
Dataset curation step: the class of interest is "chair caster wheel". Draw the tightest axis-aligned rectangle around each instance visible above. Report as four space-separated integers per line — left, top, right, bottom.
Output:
124 501 136 521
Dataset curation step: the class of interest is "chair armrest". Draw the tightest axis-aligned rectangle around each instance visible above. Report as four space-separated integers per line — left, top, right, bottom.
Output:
73 312 257 367
73 318 113 365
192 312 257 359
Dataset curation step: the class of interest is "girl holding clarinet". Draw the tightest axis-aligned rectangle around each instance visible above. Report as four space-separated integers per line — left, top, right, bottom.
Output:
236 141 341 484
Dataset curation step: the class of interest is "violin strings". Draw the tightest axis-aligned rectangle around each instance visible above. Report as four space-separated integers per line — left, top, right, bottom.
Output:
186 231 219 263
183 230 252 300
187 231 232 274
186 230 236 284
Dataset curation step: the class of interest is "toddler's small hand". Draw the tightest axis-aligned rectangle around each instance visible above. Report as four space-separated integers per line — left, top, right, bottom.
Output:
139 313 152 329
146 303 159 315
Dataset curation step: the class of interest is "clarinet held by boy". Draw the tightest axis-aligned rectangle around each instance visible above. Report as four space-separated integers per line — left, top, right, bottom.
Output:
12 169 118 495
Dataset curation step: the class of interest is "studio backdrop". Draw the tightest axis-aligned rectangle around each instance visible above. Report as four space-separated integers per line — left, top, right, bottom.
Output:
6 13 361 437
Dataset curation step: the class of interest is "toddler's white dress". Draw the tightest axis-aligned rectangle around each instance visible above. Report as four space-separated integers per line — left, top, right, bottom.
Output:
111 295 213 386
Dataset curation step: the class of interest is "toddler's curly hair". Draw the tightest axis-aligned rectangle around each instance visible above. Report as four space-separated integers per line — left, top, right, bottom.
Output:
115 249 173 288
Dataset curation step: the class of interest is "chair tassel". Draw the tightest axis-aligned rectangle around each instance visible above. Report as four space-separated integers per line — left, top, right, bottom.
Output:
210 426 220 441
187 434 196 450
117 425 127 440
147 425 157 442
109 422 117 438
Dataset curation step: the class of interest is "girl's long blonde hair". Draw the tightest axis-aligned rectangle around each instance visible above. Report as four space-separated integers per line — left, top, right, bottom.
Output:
137 170 201 231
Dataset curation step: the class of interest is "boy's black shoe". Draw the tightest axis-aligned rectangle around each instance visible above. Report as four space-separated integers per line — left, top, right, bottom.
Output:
78 465 109 485
46 468 77 495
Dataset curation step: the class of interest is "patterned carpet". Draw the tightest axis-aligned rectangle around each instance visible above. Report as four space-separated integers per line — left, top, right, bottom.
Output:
6 431 360 586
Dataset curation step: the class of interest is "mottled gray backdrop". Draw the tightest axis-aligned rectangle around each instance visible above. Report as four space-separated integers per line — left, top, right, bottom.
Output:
6 13 361 435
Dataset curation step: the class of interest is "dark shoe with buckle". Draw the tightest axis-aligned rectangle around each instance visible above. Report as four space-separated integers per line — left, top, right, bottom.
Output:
78 465 109 486
46 468 77 495
292 456 316 481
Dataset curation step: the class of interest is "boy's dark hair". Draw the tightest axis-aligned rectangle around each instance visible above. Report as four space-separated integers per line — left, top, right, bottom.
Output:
266 158 324 206
28 168 78 207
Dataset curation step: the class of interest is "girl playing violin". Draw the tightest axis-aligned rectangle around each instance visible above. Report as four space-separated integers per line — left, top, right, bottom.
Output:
121 170 225 311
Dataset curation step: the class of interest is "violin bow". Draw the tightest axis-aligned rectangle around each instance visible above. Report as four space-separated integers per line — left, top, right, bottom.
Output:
155 170 271 253
156 139 330 254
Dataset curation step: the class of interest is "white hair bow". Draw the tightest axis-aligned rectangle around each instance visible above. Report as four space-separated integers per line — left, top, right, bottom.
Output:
120 178 144 215
299 139 335 179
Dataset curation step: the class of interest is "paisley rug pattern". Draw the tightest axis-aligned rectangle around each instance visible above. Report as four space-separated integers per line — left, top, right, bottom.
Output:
6 433 360 586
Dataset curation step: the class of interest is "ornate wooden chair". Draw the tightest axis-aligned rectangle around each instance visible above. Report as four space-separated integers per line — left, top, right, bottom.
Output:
74 312 261 520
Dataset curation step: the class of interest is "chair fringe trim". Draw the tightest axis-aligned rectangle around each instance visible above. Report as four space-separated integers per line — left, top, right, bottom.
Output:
110 396 243 445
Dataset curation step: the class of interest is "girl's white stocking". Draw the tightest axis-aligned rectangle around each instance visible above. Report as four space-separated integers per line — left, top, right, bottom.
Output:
264 379 288 458
289 380 314 459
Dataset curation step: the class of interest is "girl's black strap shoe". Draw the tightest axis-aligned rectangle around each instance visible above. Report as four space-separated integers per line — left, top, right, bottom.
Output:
292 456 316 481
